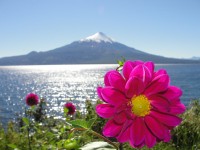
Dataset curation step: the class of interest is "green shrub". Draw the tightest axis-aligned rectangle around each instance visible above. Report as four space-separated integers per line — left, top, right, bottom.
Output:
171 100 200 150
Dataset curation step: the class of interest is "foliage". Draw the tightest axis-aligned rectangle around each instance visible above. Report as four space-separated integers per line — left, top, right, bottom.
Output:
85 100 106 134
171 100 200 150
0 100 200 150
116 57 126 71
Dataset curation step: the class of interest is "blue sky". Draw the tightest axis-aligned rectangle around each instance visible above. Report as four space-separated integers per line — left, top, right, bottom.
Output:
0 0 199 58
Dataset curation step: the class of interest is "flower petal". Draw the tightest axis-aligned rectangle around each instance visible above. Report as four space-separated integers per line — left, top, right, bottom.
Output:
145 115 168 140
108 70 126 92
162 86 182 101
149 94 170 113
123 60 143 79
129 64 152 86
96 104 115 118
145 125 156 148
164 130 171 142
150 110 182 127
144 61 154 75
130 117 145 146
170 102 186 114
145 74 170 96
104 70 115 86
130 141 145 148
113 111 127 124
97 87 103 100
103 119 122 137
101 87 127 106
153 69 167 78
117 126 130 143
117 120 133 143
125 76 145 98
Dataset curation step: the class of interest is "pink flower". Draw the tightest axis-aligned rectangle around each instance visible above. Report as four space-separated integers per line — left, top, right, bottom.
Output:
25 93 39 106
64 102 76 115
96 60 186 148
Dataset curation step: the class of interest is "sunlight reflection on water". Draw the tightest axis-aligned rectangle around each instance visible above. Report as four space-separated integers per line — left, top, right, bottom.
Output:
0 64 200 126
0 64 116 125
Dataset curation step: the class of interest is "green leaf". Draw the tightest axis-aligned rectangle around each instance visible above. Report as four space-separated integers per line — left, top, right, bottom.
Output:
118 60 123 66
31 105 36 110
69 118 96 129
117 57 126 66
69 119 89 129
87 118 96 128
22 117 29 125
7 144 17 148
60 126 65 133
68 131 74 139
64 139 78 149
20 126 27 130
64 107 69 114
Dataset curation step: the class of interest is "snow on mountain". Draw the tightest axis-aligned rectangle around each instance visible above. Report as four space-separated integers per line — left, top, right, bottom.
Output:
0 32 199 65
80 32 114 43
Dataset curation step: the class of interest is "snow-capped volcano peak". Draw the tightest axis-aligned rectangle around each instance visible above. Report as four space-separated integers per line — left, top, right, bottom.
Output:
80 32 114 43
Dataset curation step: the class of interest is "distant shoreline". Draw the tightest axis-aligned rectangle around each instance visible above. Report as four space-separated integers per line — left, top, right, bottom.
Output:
0 62 200 67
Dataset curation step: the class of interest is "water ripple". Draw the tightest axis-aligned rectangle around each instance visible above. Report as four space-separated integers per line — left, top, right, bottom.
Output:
0 64 200 125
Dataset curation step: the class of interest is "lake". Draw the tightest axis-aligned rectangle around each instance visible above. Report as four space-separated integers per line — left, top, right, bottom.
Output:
0 64 200 125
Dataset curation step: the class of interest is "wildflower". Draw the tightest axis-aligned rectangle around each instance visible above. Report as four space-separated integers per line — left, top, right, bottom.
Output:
25 93 39 106
96 60 186 148
64 102 76 115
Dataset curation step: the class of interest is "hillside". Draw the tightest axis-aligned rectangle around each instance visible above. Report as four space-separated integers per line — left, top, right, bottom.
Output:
0 32 199 65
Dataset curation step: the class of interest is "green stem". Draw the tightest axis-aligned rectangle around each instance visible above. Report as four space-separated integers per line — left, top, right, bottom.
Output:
90 130 119 150
70 128 119 150
25 109 32 150
119 143 123 150
27 126 32 150
116 65 122 71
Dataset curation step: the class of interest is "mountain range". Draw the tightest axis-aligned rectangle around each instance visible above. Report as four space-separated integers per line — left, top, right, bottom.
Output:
191 56 200 60
0 32 199 65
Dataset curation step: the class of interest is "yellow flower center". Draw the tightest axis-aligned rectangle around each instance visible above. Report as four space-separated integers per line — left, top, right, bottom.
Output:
130 95 151 117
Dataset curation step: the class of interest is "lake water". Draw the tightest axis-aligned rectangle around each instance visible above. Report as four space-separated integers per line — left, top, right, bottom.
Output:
0 64 200 125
